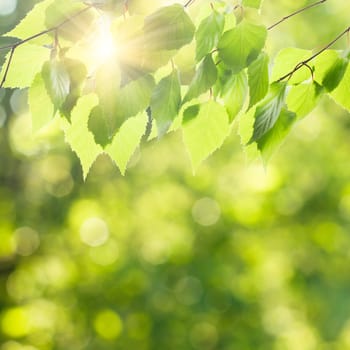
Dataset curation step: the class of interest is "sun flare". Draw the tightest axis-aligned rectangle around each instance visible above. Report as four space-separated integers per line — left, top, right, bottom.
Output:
93 18 118 63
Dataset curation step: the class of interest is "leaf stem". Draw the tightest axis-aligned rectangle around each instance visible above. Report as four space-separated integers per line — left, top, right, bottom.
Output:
268 0 327 30
277 26 350 82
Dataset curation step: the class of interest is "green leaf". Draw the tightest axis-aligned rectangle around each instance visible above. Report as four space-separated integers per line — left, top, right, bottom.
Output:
183 54 217 104
4 0 55 43
45 1 94 43
257 108 296 162
95 58 121 136
217 68 248 122
61 93 102 179
115 75 155 127
322 57 348 92
249 82 287 143
271 48 312 84
195 10 225 62
150 69 181 137
60 58 87 118
0 44 50 89
183 100 230 171
286 82 322 119
105 112 148 175
218 19 267 73
248 52 269 107
42 60 71 110
144 4 195 50
313 50 339 84
28 73 55 133
331 64 350 112
242 0 263 9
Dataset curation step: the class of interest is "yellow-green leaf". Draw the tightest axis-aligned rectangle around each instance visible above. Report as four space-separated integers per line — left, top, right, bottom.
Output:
105 112 148 175
183 100 230 171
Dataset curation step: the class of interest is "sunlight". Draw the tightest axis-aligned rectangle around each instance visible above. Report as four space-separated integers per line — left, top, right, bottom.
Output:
92 17 118 63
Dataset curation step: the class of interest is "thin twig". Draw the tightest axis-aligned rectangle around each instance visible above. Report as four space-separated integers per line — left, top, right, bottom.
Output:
268 0 327 30
0 5 92 88
277 26 350 82
184 0 196 8
0 47 15 88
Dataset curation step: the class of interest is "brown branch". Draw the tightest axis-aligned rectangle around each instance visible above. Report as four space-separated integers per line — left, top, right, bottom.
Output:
268 0 327 30
184 0 196 8
0 47 15 88
0 5 92 88
277 26 350 82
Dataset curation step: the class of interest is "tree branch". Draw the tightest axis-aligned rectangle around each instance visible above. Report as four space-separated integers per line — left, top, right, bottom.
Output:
268 0 327 30
277 26 350 82
184 0 196 8
0 5 93 88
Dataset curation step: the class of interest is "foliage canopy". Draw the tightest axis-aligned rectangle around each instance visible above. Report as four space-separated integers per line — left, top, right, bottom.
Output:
0 0 349 177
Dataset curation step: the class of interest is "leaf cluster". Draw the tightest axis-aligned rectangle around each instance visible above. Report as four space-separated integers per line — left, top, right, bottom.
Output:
0 0 349 177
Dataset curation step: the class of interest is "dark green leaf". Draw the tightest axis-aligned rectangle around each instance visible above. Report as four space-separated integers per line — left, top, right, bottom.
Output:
144 4 195 50
183 54 217 104
115 75 156 127
248 52 269 107
331 64 350 112
60 58 87 118
322 57 348 92
88 105 111 147
249 82 287 143
195 10 225 62
95 57 121 137
42 60 70 110
218 19 267 73
150 69 181 137
258 108 296 162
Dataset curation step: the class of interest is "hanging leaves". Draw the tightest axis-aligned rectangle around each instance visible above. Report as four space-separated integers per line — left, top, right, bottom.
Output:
1 0 350 177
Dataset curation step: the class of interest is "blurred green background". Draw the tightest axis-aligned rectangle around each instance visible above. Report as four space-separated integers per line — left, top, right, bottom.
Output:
1 1 350 349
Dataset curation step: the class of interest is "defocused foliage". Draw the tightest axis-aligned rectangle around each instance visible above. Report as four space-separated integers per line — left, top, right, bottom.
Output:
1 1 350 350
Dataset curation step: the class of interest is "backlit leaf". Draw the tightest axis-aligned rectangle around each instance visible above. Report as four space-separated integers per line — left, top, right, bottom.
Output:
28 72 55 132
105 112 148 175
42 60 71 110
183 100 230 171
150 69 181 137
61 94 103 179
144 4 195 50
0 44 50 89
249 82 287 143
183 54 217 104
322 57 348 92
195 10 225 62
271 48 312 84
248 51 269 107
218 19 267 73
331 64 350 112
5 0 55 44
286 82 323 119
217 68 248 122
258 108 296 162
242 0 263 9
